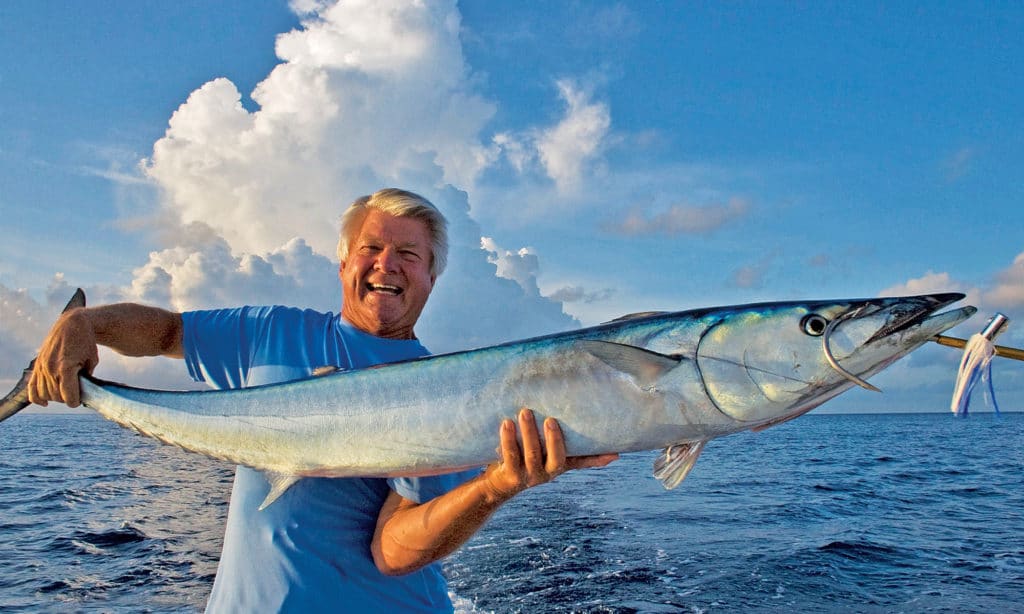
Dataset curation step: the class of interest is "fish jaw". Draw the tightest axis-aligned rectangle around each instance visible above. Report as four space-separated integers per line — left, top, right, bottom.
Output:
693 294 976 426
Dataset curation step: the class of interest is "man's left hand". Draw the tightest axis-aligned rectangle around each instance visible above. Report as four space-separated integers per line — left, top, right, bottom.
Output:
481 408 618 502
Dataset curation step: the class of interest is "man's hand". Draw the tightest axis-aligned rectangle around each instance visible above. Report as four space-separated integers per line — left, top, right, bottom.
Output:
26 303 184 408
28 309 99 408
482 408 618 502
372 407 618 575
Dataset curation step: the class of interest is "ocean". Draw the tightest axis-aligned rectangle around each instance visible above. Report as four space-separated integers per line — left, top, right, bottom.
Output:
1 412 1021 613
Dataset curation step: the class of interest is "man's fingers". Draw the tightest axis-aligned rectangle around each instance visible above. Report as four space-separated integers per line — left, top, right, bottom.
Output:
28 372 49 407
498 418 520 468
543 418 567 476
58 370 81 408
565 453 619 471
40 371 60 404
517 408 543 477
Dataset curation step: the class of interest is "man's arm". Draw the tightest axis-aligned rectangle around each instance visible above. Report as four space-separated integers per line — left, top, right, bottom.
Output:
371 408 618 576
28 303 184 407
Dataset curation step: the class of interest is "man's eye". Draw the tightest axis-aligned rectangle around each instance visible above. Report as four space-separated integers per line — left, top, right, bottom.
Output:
401 250 421 260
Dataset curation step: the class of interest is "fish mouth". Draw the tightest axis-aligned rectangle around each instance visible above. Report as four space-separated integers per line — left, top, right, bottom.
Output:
366 282 403 296
756 295 976 430
823 293 973 391
827 293 976 387
863 292 969 344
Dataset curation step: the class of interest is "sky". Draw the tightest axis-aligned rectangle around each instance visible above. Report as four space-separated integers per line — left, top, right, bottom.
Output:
1 0 1021 412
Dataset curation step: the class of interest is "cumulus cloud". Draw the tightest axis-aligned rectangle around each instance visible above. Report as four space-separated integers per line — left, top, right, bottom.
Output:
492 80 611 193
985 252 1024 308
0 284 62 379
547 285 615 305
875 259 1024 354
877 270 986 326
126 228 340 313
535 81 611 192
605 197 750 236
878 270 978 302
1 0 585 394
143 0 497 259
136 0 582 354
480 237 541 295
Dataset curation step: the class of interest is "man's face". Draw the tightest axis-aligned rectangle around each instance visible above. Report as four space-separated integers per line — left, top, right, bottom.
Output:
340 209 435 339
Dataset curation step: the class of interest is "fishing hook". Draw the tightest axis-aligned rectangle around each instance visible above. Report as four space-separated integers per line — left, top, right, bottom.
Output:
822 307 882 393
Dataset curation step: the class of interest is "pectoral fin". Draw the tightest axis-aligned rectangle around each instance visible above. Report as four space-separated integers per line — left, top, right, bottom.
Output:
652 441 706 489
580 340 683 387
259 473 301 510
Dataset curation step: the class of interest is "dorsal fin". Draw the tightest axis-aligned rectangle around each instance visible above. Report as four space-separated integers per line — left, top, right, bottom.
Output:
602 311 668 324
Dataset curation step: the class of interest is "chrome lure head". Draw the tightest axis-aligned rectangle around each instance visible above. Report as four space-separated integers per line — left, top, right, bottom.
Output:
693 293 976 425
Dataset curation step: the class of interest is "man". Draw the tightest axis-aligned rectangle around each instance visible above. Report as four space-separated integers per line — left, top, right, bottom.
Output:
28 188 617 612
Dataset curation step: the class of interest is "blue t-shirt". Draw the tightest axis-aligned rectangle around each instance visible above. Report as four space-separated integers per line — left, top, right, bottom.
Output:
182 306 479 613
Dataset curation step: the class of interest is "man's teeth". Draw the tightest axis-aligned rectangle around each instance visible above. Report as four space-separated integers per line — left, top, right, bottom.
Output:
367 283 402 295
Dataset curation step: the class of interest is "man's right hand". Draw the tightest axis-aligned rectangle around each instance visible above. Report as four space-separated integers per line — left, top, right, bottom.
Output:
26 302 183 408
28 308 99 408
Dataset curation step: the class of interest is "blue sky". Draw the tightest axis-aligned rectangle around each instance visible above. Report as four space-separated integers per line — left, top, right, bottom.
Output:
1 1 1021 412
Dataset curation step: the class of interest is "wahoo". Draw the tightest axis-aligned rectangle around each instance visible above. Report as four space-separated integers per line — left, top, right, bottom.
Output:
1 292 974 509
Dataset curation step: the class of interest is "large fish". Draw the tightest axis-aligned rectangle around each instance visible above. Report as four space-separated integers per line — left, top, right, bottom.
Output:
1 292 974 509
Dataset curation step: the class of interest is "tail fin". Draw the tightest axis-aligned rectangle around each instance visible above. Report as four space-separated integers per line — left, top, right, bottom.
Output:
0 288 86 423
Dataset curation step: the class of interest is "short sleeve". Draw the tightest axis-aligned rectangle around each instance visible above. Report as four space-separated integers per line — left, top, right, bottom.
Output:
182 306 276 389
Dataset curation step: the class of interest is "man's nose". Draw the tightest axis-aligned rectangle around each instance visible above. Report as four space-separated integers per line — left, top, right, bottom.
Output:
374 247 400 272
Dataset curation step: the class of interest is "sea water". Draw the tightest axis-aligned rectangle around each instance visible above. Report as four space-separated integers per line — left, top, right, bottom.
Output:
1 412 1021 612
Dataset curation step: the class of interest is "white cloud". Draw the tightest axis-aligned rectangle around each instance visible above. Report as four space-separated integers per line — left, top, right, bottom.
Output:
1 0 583 395
980 252 1024 352
877 270 987 315
136 0 583 353
144 0 497 260
606 197 750 236
547 285 615 305
0 285 57 377
878 270 967 298
480 237 540 295
535 81 611 192
491 80 611 194
126 230 340 314
985 252 1024 308
874 261 1024 365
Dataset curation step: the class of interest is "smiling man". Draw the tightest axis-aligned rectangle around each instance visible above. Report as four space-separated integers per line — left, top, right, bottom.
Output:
28 188 617 612
337 193 439 340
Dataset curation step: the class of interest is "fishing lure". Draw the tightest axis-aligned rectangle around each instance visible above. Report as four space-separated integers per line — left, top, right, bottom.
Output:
948 313 1008 417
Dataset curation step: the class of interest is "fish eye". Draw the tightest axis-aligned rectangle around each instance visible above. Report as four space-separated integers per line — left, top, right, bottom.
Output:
800 314 828 337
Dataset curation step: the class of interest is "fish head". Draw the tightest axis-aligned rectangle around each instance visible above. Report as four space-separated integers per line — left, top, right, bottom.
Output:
694 293 976 427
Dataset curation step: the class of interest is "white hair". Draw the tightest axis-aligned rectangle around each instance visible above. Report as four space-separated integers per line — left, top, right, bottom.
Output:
337 188 449 277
